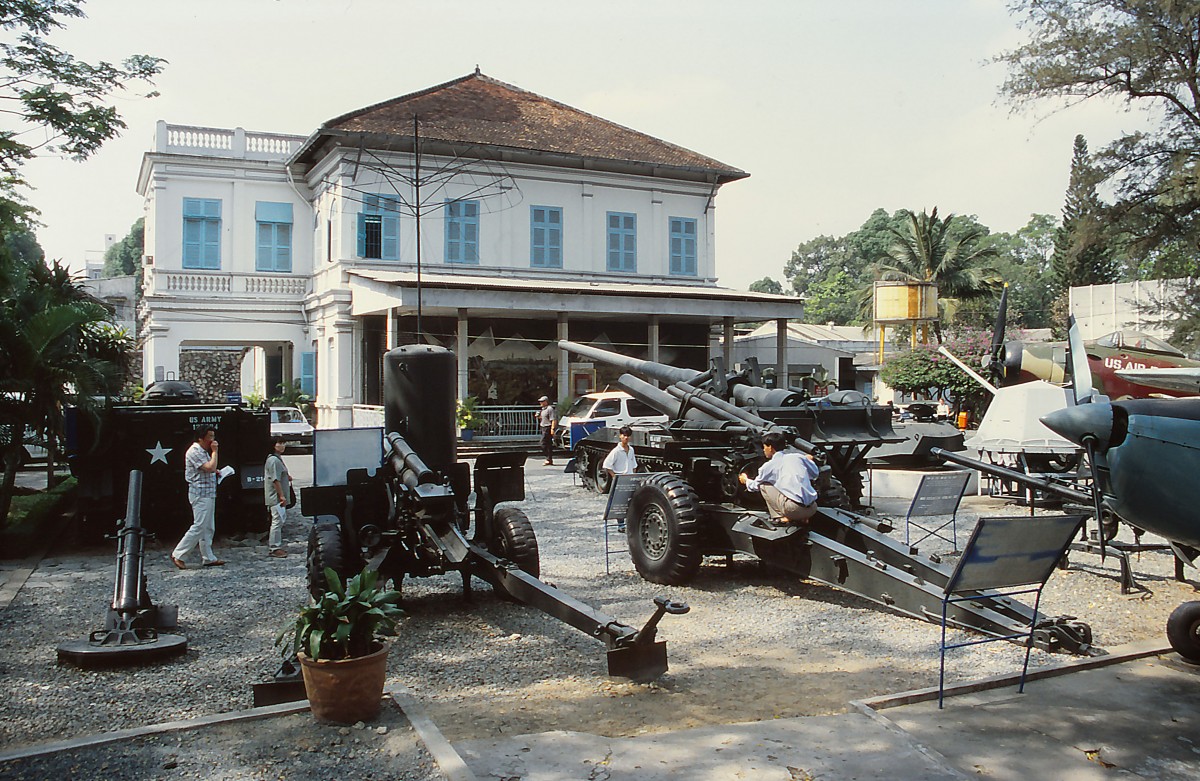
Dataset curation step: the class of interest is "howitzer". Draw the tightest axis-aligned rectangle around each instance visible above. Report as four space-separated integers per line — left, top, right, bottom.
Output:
254 345 687 706
559 339 897 507
560 341 1094 655
57 470 188 667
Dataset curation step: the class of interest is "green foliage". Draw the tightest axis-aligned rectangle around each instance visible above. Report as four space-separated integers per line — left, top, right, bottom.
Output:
102 217 143 277
277 567 404 661
271 379 311 416
748 276 783 294
879 328 1001 419
0 1 163 179
456 396 480 430
999 1 1200 267
864 208 1003 339
1051 136 1118 292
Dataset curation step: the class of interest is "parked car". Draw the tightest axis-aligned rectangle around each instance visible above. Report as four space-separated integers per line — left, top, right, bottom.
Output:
270 406 314 450
555 390 668 448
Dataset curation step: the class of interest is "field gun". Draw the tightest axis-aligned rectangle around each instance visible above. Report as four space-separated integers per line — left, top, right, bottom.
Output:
255 344 686 705
559 340 1093 655
559 340 898 508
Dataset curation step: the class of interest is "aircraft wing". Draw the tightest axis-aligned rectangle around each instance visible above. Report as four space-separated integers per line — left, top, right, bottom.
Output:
1114 367 1200 394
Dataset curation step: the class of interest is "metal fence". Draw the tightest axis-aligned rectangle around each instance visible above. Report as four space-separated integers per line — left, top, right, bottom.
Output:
350 403 540 440
476 404 540 438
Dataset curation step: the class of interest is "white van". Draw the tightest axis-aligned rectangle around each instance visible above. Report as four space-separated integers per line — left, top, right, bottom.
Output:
556 391 668 447
270 406 314 450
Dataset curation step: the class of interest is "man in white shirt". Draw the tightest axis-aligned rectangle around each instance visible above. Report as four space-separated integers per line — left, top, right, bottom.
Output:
602 425 637 481
603 426 637 531
738 431 819 525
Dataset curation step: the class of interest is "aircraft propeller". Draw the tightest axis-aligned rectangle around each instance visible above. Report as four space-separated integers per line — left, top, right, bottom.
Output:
1055 315 1112 559
985 284 1008 385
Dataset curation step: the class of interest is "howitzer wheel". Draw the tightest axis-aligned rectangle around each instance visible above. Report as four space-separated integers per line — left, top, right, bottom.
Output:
591 454 613 494
627 473 702 585
306 518 364 599
492 507 540 578
1167 601 1200 663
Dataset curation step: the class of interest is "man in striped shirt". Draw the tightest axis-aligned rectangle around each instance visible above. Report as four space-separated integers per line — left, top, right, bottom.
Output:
170 426 226 568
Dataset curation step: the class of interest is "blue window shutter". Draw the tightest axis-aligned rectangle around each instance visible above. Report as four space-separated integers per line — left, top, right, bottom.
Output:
276 223 292 271
530 206 562 268
357 213 367 257
300 351 316 397
382 214 399 260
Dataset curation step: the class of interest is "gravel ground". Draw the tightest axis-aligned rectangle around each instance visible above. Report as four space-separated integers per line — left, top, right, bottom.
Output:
1 454 1197 776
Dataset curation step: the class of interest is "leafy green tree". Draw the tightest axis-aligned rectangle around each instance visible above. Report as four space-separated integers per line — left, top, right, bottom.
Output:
803 269 863 326
748 276 783 294
865 208 1002 339
879 328 998 423
998 1 1200 265
0 253 130 520
102 216 143 277
1051 135 1118 292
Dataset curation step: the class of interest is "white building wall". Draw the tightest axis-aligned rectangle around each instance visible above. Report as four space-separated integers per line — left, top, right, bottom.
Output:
325 152 715 280
1069 278 1188 341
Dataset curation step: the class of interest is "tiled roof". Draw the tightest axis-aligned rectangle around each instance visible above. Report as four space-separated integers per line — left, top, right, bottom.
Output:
313 71 747 182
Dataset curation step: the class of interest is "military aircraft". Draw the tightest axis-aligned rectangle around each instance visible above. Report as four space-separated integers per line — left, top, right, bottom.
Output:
997 329 1200 399
941 313 1200 662
1030 320 1199 662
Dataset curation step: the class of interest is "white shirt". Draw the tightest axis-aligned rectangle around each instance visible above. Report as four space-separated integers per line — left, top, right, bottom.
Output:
602 443 637 475
745 449 818 505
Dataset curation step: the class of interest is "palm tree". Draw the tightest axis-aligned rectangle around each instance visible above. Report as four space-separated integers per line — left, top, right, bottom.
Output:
0 255 129 523
859 208 1002 340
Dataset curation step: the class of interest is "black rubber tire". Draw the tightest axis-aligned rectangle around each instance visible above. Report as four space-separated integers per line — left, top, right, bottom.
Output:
818 474 853 511
1167 601 1200 663
493 506 540 578
627 473 702 585
306 518 363 599
591 454 613 494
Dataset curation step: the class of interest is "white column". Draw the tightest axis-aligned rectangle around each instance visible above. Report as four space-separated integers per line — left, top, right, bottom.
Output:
386 307 398 350
332 316 355 427
142 325 179 386
723 317 734 368
457 309 469 400
776 319 788 386
557 314 569 402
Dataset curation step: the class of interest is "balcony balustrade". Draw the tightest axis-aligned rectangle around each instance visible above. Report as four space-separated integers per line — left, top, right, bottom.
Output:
145 268 310 298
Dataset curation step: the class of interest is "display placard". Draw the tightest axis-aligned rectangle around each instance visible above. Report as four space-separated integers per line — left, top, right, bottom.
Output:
603 473 656 521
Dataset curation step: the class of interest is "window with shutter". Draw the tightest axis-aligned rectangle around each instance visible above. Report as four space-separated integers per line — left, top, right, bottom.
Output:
182 198 222 269
530 206 563 268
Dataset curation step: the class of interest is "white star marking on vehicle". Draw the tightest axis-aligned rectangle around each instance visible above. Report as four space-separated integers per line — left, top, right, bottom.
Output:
146 441 172 465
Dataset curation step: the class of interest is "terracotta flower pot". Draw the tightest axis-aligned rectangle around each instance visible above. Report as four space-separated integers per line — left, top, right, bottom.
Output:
297 644 388 724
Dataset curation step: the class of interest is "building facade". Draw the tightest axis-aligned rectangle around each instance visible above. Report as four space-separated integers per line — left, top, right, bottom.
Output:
137 72 805 425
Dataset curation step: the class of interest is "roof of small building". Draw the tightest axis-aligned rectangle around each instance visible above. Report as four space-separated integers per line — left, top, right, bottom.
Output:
742 321 877 344
295 71 747 183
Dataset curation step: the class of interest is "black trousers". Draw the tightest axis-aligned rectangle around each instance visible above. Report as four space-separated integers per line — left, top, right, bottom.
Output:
541 428 554 460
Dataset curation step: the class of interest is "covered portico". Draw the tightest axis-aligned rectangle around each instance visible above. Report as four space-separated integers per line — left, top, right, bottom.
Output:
339 269 805 408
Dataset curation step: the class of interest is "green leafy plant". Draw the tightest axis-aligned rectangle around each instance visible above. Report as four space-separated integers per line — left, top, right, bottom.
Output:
456 396 480 431
271 379 313 418
277 567 404 661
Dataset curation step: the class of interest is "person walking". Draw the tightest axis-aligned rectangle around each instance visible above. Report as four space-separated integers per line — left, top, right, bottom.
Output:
171 426 226 568
263 435 291 558
537 395 557 465
738 431 820 526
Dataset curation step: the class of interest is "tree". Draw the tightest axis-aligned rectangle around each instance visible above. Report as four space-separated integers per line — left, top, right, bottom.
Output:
1051 136 1118 292
878 328 998 422
865 208 1002 339
748 276 783 294
103 216 143 277
998 1 1200 265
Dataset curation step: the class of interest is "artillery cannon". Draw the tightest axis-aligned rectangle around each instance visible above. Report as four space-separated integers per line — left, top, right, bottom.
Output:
57 470 188 667
257 344 686 704
559 340 1094 654
560 340 898 508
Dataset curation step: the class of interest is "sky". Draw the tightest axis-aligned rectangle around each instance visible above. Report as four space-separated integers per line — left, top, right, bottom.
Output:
16 0 1145 291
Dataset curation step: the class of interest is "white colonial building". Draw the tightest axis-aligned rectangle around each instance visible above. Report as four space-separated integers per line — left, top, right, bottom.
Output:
137 71 805 426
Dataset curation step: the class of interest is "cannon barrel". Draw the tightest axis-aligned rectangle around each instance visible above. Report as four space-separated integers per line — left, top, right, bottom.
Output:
933 447 1090 504
559 339 704 385
113 470 145 614
385 431 437 488
665 381 819 455
615 374 715 423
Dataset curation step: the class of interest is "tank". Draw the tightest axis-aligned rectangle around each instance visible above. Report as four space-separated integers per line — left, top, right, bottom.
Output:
383 344 457 475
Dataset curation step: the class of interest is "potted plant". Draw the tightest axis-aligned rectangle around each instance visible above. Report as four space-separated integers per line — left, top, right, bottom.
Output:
277 566 404 724
456 396 480 441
